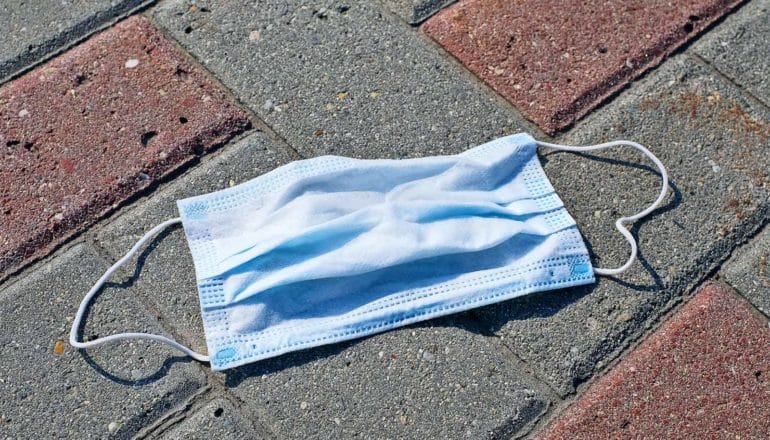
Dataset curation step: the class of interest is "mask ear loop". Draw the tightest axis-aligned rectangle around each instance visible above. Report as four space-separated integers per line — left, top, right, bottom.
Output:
69 217 210 363
533 139 669 276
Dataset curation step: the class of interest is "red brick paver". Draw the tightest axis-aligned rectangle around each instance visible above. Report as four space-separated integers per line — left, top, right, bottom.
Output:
537 282 770 439
423 0 744 134
0 16 249 278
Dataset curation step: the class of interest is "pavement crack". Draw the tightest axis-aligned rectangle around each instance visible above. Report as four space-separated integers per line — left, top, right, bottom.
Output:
690 51 770 113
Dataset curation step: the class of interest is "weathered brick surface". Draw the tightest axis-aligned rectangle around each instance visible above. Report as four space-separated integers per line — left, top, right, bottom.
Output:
423 0 745 133
536 282 770 439
0 15 250 281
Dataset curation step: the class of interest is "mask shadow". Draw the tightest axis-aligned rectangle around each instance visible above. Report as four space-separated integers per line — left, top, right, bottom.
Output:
222 313 481 388
79 349 193 386
75 226 194 384
541 149 683 291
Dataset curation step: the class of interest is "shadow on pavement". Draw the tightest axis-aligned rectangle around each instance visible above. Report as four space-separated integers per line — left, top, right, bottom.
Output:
79 350 193 386
221 316 478 388
74 226 194 385
541 148 683 292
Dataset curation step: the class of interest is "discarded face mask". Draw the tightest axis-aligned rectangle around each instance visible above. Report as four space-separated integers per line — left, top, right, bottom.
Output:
70 133 668 370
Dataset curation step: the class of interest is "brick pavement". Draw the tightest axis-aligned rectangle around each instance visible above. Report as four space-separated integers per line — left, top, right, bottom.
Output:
423 0 745 133
0 15 249 282
536 282 770 439
0 244 206 438
151 0 533 160
724 225 770 315
479 55 769 396
0 0 768 438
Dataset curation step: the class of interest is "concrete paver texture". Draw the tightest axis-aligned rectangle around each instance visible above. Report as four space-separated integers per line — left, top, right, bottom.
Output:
695 0 770 106
224 316 551 439
724 225 770 315
153 398 263 439
0 244 206 438
151 0 533 160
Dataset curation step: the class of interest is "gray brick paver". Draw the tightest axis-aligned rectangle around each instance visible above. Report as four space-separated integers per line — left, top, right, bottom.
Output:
0 244 206 438
225 317 550 439
724 225 770 315
151 0 532 160
694 0 770 107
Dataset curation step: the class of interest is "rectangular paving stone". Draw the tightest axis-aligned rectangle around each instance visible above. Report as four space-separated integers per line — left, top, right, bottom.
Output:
381 0 456 24
0 0 151 82
476 55 770 395
0 15 250 281
724 225 770 315
225 317 550 439
694 0 770 106
0 244 206 438
95 132 293 354
535 282 770 439
151 0 530 160
154 397 263 439
423 0 745 134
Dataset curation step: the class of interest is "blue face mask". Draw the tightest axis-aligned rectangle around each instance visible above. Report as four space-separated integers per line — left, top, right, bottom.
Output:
70 133 667 370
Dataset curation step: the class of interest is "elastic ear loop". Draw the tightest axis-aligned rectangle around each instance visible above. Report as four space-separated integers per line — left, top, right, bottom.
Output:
533 139 669 276
68 217 210 363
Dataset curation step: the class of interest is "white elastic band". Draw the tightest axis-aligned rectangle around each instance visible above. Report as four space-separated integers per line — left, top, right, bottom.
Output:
534 139 669 276
69 217 210 363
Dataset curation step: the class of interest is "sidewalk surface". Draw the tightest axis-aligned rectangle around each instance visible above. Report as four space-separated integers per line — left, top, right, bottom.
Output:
0 0 768 438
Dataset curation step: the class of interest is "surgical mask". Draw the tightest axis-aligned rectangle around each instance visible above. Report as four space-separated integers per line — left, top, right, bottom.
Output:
69 133 668 370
